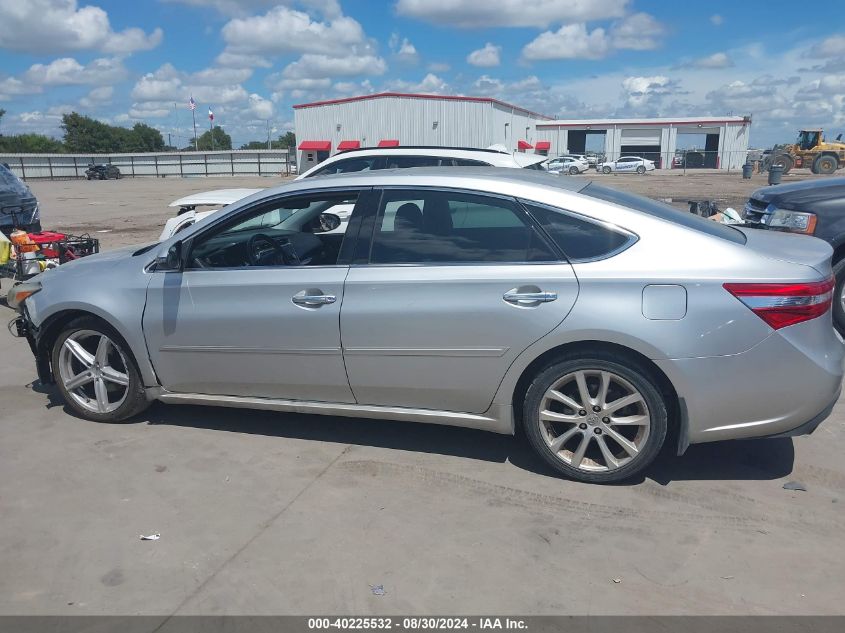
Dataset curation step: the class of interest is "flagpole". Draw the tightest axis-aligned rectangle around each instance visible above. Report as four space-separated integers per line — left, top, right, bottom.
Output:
191 107 198 151
210 115 214 152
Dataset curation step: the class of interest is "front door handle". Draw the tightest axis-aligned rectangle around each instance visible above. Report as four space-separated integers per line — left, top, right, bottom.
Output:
503 290 558 306
292 290 337 307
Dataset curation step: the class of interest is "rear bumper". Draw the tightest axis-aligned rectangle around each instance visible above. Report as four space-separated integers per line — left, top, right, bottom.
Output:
656 316 845 444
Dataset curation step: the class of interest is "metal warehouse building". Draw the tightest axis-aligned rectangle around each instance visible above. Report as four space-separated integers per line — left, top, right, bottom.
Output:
293 92 751 171
534 116 752 170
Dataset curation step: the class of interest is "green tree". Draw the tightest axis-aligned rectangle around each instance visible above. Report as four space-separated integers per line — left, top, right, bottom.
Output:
0 133 64 153
197 126 232 151
126 123 165 152
239 140 270 150
277 131 296 148
0 108 6 135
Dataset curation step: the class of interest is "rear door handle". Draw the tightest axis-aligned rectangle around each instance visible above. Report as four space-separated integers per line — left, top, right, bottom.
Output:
292 291 337 307
503 291 558 305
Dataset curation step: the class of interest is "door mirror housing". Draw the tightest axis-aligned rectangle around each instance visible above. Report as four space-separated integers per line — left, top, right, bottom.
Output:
317 212 341 232
155 240 183 271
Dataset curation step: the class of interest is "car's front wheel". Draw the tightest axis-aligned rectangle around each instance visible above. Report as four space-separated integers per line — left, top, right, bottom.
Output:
602 166 612 174
569 166 579 175
52 317 150 422
523 354 668 483
636 165 646 174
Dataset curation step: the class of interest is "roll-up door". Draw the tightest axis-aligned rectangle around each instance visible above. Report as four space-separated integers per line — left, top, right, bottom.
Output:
620 128 661 146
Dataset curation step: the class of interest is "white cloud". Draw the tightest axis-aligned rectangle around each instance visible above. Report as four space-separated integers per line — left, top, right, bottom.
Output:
79 86 114 108
221 5 367 56
214 51 273 69
522 24 610 61
279 54 387 80
621 75 684 108
611 13 665 51
710 14 724 26
467 43 501 67
389 34 419 64
0 0 162 54
247 93 274 119
395 0 628 28
386 73 448 93
0 77 41 101
23 57 127 86
162 0 341 18
808 35 845 58
428 62 451 72
688 52 734 69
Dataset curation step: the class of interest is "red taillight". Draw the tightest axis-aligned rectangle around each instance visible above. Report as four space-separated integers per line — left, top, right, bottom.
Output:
723 277 835 330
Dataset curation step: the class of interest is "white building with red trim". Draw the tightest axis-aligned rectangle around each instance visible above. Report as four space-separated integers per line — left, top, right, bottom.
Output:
292 92 751 171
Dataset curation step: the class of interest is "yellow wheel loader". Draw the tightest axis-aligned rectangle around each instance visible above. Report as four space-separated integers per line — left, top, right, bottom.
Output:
766 129 845 175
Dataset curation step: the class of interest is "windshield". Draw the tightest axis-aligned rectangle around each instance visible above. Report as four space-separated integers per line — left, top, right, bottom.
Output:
582 183 747 244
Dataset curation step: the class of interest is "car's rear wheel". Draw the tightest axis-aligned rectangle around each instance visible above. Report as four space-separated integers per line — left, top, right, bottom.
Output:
52 317 149 422
523 355 668 483
636 165 646 174
602 166 611 174
569 166 579 175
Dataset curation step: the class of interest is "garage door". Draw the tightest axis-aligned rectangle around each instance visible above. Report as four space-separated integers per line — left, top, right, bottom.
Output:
621 128 661 146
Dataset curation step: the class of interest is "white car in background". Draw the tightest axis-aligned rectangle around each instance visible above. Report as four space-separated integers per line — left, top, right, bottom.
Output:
597 156 655 174
543 155 590 175
159 189 262 240
159 147 549 239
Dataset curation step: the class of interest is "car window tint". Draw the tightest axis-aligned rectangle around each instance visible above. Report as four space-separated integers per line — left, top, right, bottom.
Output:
383 155 442 168
523 202 634 261
313 156 380 176
453 158 491 167
371 190 556 264
582 183 747 244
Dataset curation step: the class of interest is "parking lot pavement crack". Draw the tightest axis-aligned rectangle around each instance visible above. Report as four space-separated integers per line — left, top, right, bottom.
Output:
151 443 353 626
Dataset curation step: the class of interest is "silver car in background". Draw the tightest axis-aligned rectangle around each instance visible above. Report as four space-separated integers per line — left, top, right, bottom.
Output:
9 169 843 483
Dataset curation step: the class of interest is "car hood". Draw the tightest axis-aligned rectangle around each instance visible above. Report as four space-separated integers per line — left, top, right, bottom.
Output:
737 227 833 275
750 177 845 208
169 188 264 207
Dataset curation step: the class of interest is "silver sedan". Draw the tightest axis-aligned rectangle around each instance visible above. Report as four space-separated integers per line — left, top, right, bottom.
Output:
8 168 843 483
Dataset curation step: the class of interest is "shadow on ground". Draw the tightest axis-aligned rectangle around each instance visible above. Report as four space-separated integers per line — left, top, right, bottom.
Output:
93 399 799 486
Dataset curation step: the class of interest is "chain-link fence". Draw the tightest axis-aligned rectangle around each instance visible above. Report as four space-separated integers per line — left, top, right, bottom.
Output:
0 149 295 181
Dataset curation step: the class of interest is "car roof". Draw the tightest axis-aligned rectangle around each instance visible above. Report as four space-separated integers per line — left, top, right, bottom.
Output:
299 146 547 175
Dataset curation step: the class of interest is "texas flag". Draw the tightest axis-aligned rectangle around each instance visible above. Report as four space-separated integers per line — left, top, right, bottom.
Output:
208 107 214 122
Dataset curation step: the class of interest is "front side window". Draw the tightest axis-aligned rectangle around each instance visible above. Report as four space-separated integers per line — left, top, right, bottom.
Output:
383 155 445 168
370 189 557 264
188 192 358 269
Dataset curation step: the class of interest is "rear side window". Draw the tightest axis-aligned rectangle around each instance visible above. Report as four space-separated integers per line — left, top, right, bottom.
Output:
523 202 634 261
582 183 747 244
453 158 491 167
371 189 557 264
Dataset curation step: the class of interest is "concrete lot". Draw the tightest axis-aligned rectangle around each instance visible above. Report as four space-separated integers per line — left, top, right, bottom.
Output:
1 171 844 616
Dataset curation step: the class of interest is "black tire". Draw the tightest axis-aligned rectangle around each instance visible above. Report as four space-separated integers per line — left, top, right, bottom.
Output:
602 166 611 174
771 153 794 174
832 259 845 337
51 316 150 423
814 155 838 175
522 353 668 483
636 165 646 174
569 166 579 175
86 174 92 180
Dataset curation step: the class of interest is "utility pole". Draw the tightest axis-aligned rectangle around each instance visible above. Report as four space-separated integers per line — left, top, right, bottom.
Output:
267 120 271 150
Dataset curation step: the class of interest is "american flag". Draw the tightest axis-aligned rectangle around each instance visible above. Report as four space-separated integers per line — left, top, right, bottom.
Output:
208 107 214 122
188 96 196 111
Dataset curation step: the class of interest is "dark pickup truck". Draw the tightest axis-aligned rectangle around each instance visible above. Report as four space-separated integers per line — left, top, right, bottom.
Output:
742 177 845 333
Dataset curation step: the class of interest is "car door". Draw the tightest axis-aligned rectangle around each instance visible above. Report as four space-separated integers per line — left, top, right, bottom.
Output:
615 158 635 172
340 187 579 414
143 188 371 401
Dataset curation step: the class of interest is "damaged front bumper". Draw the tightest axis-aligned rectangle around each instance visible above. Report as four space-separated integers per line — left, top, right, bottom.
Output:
8 308 52 384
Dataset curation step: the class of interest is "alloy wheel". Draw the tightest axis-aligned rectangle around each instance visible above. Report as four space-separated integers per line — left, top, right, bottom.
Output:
57 330 130 414
538 369 651 472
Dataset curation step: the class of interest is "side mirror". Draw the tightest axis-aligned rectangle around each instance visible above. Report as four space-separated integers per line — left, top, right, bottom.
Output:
155 240 183 271
317 212 341 232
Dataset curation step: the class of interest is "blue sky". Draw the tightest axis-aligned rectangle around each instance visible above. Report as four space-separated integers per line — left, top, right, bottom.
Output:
1 0 844 147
